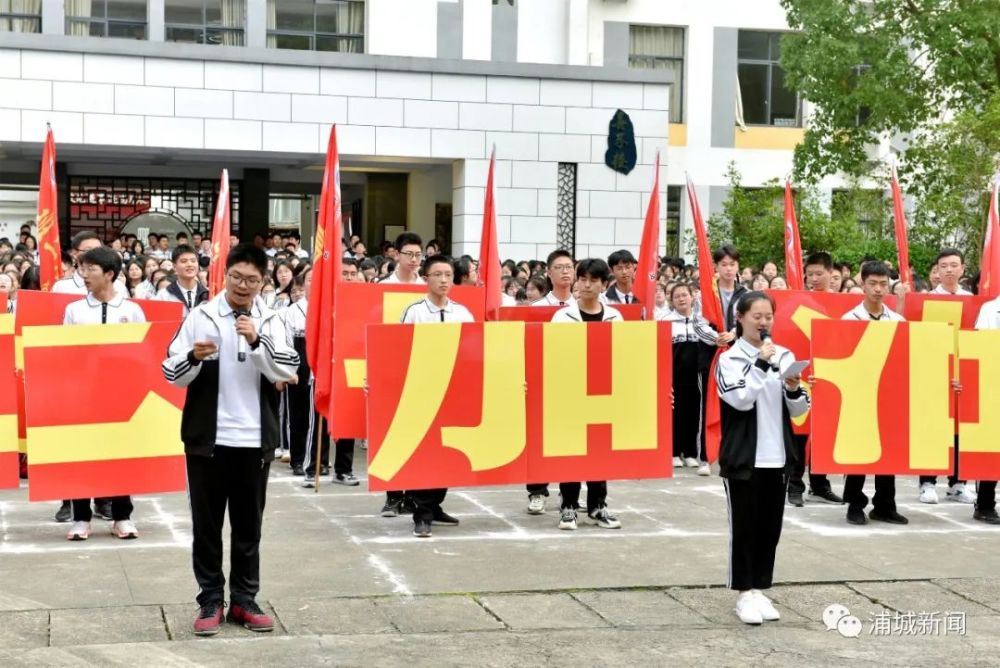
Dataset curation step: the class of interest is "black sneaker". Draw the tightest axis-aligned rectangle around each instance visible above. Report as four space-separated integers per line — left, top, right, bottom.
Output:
431 509 460 526
973 509 1000 524
93 500 113 521
332 473 360 486
54 500 71 523
413 520 432 537
401 497 417 515
291 464 305 476
807 489 844 505
869 509 909 525
380 498 402 517
846 507 868 525
788 492 804 507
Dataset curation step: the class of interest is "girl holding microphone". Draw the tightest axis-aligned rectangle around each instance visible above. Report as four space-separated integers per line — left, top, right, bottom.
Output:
715 292 810 625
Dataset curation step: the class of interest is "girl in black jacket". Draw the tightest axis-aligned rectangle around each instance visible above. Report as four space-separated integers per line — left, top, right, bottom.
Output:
715 291 809 625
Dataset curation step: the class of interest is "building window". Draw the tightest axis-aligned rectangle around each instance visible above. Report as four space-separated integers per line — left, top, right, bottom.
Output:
666 185 681 256
166 1 245 46
0 1 41 33
556 163 576 252
66 0 147 39
737 31 801 127
267 0 364 53
629 25 684 123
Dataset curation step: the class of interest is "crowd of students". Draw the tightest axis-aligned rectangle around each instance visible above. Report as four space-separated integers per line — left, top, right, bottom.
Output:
3 219 999 631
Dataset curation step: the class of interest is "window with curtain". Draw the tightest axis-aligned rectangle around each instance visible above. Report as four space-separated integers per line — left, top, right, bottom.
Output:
628 25 684 124
267 0 364 53
66 1 148 39
736 30 801 127
0 1 41 33
166 0 244 46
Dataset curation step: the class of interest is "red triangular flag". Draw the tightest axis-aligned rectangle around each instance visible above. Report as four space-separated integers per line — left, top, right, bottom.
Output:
890 165 913 290
37 126 61 291
783 180 805 291
480 148 502 320
307 126 344 420
634 151 660 315
982 176 1000 299
207 169 231 298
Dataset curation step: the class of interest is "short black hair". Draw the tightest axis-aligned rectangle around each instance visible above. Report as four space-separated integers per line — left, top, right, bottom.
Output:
176 232 188 241
804 251 833 270
70 230 100 251
394 232 423 252
79 246 122 281
171 244 198 263
453 257 475 284
359 258 376 271
607 249 637 268
423 253 454 275
148 232 159 241
546 249 573 268
860 261 890 281
352 239 365 249
712 244 740 264
935 248 964 265
226 243 268 277
342 257 360 270
576 258 610 282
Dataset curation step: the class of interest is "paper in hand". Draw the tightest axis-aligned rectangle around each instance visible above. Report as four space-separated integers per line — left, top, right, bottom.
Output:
781 360 809 380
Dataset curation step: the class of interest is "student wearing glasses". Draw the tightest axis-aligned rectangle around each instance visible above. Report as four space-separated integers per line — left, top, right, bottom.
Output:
380 232 425 284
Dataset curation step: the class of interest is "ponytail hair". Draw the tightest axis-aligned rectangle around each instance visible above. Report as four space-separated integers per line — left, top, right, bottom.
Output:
733 290 775 338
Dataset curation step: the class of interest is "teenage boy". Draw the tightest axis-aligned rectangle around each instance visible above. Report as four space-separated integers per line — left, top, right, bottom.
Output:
971 295 1000 524
604 249 638 304
63 247 146 541
162 243 300 636
551 258 622 531
53 231 129 298
918 249 976 504
787 252 844 507
157 244 209 314
841 261 908 525
380 232 424 284
397 255 472 537
714 245 747 333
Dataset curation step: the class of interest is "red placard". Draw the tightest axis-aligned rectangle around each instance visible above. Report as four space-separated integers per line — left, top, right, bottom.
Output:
331 282 485 438
902 293 988 329
956 329 1000 478
0 314 17 488
366 321 672 490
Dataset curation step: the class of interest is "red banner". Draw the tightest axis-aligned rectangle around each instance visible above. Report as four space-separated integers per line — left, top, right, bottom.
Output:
37 126 61 292
207 169 231 298
330 282 485 438
366 321 673 490
956 329 1000 478
0 314 17 488
22 321 187 501
902 293 988 330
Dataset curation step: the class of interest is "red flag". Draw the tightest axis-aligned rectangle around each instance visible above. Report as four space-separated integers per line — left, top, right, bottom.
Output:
306 126 343 420
634 151 660 315
480 147 502 320
207 169 231 298
783 180 805 291
982 176 1000 299
686 177 724 462
890 165 914 290
37 126 61 291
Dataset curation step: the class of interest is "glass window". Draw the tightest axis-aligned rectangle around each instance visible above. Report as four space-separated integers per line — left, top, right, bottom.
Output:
267 0 365 53
0 1 42 33
166 1 243 46
628 25 684 123
666 185 682 256
736 30 801 127
66 0 147 39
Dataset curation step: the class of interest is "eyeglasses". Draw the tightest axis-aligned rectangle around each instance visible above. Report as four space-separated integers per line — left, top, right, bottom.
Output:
551 264 575 272
399 251 423 260
227 272 262 288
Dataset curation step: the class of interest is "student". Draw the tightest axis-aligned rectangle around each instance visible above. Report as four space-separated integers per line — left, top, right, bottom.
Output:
786 252 843 507
653 283 672 321
550 258 623 531
603 249 638 304
52 231 129 298
841 262 908 525
716 291 809 625
396 254 472 538
156 245 209 315
162 243 300 636
714 245 747 333
972 295 1000 524
919 249 976 504
281 270 311 477
380 232 424 284
63 247 146 541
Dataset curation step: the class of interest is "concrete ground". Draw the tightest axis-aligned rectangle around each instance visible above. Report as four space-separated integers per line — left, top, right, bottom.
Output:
1 447 998 666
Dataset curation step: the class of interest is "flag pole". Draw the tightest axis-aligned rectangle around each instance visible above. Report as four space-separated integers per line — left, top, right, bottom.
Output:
314 416 323 493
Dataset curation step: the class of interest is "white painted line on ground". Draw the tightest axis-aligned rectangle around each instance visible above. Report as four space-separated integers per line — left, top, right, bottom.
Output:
0 501 10 543
358 526 727 545
148 497 191 547
453 491 530 536
0 540 188 555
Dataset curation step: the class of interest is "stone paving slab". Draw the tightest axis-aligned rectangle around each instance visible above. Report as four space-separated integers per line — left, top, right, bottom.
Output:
570 589 711 626
0 610 50 650
270 597 395 636
931 577 1000 614
161 601 287 641
374 595 504 633
49 605 168 647
477 592 609 630
765 583 889 627
848 580 994 617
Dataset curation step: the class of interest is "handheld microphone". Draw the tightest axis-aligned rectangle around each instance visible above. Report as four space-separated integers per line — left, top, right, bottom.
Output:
761 329 778 369
236 309 250 362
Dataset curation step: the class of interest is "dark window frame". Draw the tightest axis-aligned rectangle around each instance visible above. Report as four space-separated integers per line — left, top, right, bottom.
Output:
66 1 148 40
628 24 685 124
737 30 802 128
165 0 245 46
267 0 365 53
0 9 42 33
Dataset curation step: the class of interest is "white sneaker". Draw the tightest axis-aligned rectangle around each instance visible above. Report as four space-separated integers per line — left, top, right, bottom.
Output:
947 483 976 504
67 521 91 541
751 590 780 621
112 519 138 539
697 463 711 476
558 508 577 530
527 494 546 515
734 592 762 625
919 482 939 504
672 456 683 467
683 457 699 468
280 450 291 463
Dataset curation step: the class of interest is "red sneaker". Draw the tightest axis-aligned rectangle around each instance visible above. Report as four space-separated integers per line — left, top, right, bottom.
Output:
227 600 274 632
192 601 225 636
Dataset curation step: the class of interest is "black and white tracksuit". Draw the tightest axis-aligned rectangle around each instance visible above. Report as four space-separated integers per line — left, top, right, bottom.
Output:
667 311 718 460
717 338 810 591
162 292 299 607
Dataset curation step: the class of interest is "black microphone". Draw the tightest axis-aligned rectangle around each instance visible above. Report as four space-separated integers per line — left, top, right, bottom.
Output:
761 329 778 369
236 309 250 362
